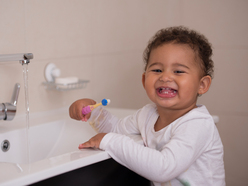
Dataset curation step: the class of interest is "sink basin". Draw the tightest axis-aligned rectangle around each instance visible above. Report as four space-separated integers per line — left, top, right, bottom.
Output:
0 107 137 186
0 119 96 164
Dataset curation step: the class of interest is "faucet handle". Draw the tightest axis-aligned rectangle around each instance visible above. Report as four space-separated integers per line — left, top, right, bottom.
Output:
0 103 5 120
4 83 21 120
10 83 21 106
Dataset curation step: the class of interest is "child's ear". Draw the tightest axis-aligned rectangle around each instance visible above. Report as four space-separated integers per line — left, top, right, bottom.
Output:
142 73 146 89
198 75 212 95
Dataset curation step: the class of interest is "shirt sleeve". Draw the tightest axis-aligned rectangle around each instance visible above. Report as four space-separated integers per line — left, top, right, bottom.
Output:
99 117 215 183
87 106 141 135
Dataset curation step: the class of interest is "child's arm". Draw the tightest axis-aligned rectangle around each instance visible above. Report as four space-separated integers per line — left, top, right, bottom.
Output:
69 98 141 135
86 104 142 134
76 104 223 184
98 119 216 183
81 105 220 183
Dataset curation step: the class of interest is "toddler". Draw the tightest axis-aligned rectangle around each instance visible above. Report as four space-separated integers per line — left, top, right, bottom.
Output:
69 26 225 186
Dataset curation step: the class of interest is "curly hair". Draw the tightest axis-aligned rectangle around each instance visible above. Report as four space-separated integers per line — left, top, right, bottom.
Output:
143 26 214 78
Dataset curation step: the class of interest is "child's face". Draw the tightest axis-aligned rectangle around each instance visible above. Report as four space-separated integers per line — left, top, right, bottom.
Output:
142 43 210 112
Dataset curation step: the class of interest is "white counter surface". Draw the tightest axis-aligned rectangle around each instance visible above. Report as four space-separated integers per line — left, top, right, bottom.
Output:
0 149 110 186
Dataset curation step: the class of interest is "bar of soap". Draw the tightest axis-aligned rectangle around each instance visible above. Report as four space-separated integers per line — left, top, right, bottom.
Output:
55 77 79 85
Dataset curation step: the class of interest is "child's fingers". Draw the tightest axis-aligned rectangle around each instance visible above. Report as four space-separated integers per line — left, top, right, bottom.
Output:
69 103 83 120
69 99 96 121
78 133 106 149
81 112 92 122
78 143 86 149
78 141 95 149
81 115 88 122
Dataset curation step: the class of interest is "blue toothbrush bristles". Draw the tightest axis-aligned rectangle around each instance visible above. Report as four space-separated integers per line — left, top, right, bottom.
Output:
101 99 110 106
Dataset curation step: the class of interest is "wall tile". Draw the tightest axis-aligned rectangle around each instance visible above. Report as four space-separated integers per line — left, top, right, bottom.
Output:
91 0 145 54
182 0 248 48
25 0 93 60
0 0 26 53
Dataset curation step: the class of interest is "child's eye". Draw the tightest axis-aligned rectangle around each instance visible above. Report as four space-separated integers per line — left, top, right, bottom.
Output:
174 70 185 74
152 69 162 73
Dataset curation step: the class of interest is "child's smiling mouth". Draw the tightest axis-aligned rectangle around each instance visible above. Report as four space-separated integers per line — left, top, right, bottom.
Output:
156 87 178 98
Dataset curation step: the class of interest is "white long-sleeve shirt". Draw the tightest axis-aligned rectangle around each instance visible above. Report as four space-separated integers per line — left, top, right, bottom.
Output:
88 104 225 186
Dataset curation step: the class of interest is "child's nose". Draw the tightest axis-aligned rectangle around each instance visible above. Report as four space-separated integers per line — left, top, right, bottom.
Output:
159 72 173 82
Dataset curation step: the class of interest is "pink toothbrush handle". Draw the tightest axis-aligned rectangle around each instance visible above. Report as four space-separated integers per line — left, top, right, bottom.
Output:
82 105 93 115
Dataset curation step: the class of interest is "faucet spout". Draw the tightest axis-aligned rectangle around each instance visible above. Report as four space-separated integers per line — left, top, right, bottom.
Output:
0 83 21 121
0 53 33 63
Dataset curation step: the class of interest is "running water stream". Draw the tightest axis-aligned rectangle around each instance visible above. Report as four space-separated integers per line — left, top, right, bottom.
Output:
22 63 30 164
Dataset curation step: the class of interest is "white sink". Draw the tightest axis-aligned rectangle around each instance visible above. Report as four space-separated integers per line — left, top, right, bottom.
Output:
0 107 136 186
0 119 97 164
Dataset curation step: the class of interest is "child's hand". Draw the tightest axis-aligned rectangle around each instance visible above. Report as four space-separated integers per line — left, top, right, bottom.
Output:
69 98 96 121
78 133 107 149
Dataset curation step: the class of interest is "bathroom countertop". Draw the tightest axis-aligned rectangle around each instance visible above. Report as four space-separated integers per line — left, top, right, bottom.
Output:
0 148 111 186
0 107 138 186
0 107 113 186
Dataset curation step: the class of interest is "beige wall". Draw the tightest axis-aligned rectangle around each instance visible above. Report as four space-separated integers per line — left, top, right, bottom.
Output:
0 0 247 185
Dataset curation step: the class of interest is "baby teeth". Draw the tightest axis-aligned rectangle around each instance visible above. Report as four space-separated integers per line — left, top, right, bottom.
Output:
158 87 177 94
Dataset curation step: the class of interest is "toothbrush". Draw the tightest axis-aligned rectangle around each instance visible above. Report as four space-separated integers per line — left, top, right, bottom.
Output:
82 99 111 115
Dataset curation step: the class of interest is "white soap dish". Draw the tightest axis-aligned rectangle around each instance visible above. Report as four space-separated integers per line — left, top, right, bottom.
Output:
43 79 89 91
55 77 79 84
43 63 89 91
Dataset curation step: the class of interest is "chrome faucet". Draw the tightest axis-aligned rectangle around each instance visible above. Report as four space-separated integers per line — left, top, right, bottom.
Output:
0 83 21 120
0 53 33 121
0 53 33 63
